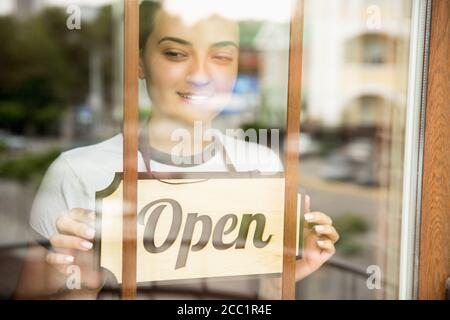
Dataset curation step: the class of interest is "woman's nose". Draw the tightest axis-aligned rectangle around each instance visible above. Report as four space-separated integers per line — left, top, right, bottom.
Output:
186 57 211 87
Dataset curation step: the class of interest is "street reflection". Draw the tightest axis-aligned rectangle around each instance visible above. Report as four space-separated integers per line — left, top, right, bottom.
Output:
0 0 413 300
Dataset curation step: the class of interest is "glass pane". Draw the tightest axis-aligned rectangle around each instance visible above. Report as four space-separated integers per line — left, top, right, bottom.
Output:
0 0 425 301
133 0 292 300
296 0 417 299
1 0 295 300
0 0 122 299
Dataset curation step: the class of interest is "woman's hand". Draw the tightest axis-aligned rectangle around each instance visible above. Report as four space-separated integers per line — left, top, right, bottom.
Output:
295 196 339 282
46 208 105 293
259 197 339 298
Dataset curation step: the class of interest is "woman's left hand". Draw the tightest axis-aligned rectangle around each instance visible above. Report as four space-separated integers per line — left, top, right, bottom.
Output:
295 207 339 282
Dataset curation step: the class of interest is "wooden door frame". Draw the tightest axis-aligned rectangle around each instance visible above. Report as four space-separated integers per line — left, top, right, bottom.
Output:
282 0 304 300
418 0 450 300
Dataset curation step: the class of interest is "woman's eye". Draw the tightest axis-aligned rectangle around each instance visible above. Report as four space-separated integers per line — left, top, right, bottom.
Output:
163 51 188 61
212 55 233 63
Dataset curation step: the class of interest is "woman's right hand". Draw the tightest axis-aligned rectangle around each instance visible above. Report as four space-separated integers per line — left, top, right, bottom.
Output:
46 208 105 292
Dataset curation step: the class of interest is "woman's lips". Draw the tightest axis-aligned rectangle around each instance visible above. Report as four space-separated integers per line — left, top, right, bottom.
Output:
177 92 213 104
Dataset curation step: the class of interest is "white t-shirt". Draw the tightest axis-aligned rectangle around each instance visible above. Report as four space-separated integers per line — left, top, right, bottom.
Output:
30 132 283 239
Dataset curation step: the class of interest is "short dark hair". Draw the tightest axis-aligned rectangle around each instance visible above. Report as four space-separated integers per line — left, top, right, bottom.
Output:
139 0 162 52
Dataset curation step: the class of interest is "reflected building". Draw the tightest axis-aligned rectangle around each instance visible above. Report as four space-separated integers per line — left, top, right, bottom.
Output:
301 0 412 299
304 0 410 129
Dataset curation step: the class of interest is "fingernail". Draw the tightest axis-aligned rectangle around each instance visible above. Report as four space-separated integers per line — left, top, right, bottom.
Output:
315 225 325 233
304 213 314 221
81 241 93 250
65 255 74 263
84 228 95 239
317 240 325 247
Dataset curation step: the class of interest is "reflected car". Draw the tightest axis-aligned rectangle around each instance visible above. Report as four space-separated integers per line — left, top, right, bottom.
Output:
354 160 378 186
321 152 353 181
345 138 374 163
321 139 379 186
0 131 27 151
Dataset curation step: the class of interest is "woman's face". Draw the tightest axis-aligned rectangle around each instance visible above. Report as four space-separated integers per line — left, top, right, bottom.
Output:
140 9 239 124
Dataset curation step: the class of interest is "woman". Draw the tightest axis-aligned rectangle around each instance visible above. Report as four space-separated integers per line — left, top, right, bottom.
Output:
15 0 339 299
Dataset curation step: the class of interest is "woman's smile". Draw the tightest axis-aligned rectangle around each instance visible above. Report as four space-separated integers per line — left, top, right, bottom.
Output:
176 91 214 105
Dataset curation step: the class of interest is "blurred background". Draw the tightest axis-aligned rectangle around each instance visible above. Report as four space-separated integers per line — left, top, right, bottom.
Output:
0 0 413 299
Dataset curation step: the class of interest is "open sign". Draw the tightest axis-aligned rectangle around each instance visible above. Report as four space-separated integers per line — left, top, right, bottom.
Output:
95 173 295 283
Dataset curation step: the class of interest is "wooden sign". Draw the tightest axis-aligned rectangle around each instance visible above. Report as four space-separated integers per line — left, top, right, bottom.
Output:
95 173 296 283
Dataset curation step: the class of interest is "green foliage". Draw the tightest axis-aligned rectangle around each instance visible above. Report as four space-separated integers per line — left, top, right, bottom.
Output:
0 102 62 134
333 213 370 257
336 238 364 256
0 5 114 136
139 107 152 122
0 149 60 184
240 121 269 132
333 213 369 235
239 121 281 145
239 21 263 48
0 102 27 129
0 141 7 154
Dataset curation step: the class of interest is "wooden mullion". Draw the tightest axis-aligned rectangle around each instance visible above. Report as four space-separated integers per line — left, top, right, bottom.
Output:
122 0 139 300
282 0 304 300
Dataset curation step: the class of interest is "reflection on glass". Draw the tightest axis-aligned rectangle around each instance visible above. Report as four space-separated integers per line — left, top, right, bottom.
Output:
0 0 416 300
134 0 292 300
298 0 412 299
0 0 120 299
0 0 295 300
